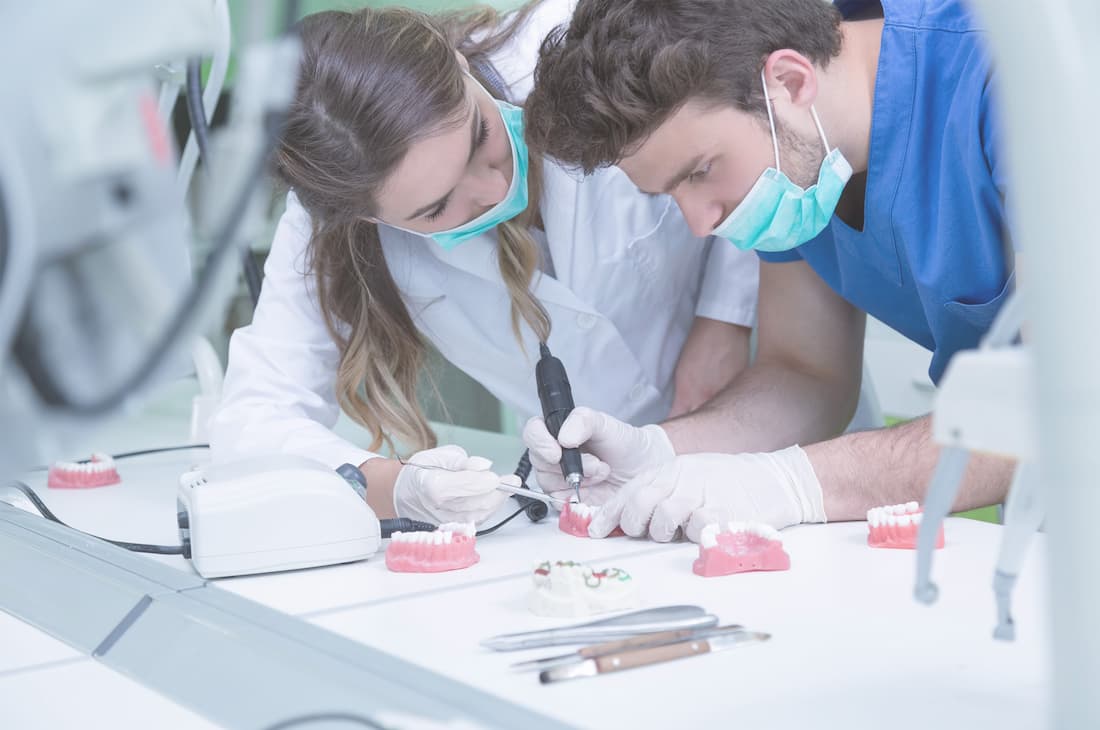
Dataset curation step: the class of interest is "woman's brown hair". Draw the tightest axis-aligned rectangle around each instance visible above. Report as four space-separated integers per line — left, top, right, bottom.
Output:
276 4 550 456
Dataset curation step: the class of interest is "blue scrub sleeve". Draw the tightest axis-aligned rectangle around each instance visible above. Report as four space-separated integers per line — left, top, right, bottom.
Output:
756 248 804 263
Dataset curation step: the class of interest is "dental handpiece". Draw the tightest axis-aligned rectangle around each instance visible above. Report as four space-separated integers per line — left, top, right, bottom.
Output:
536 342 584 501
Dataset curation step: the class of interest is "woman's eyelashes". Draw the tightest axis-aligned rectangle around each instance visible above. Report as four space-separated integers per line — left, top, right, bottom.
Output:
688 161 712 185
423 118 492 222
424 197 449 222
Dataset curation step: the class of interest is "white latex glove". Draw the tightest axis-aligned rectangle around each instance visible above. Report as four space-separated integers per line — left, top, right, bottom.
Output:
522 406 676 507
589 446 827 542
393 445 513 526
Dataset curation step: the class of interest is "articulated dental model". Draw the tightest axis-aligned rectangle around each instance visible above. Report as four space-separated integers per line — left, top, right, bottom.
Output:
558 499 624 538
46 453 121 489
529 560 640 617
866 502 944 550
693 522 791 577
385 522 479 573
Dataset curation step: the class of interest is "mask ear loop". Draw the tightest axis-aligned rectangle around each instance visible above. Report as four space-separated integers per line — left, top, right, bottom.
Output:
760 69 782 172
809 105 832 154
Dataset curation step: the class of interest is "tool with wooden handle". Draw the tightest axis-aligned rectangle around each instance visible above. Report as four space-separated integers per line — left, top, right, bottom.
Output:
538 627 769 683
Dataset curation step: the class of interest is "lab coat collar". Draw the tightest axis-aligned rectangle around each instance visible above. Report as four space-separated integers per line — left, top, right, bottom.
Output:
424 228 600 316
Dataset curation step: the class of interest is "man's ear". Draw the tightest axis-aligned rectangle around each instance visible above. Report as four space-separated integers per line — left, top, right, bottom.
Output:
763 50 819 110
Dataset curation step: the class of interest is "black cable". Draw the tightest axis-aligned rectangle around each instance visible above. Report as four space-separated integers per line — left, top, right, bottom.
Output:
265 711 386 730
475 505 526 537
28 443 210 472
379 518 436 539
186 57 263 308
4 481 186 555
109 444 209 461
510 448 547 522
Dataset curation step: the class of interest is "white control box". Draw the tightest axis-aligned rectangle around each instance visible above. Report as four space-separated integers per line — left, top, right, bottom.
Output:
178 455 381 578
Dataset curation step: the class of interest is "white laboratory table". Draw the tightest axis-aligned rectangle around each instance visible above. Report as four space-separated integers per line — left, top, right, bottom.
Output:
1 387 1050 729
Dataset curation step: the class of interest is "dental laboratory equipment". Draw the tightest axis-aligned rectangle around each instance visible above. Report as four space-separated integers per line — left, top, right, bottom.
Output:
927 0 1100 724
536 342 585 501
178 455 382 578
0 0 299 482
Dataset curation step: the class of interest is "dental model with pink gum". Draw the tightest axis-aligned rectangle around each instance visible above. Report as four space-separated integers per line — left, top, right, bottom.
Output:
693 522 791 577
866 502 944 550
385 522 479 573
47 453 122 489
559 498 624 538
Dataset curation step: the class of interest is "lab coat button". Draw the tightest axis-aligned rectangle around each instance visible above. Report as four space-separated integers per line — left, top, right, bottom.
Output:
576 312 597 330
629 383 646 401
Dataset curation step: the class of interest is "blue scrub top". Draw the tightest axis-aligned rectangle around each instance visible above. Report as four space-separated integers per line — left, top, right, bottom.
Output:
758 0 1012 383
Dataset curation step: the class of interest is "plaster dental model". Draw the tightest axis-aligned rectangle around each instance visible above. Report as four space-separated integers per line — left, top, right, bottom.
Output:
693 522 791 577
529 560 640 617
385 522 479 573
47 453 121 489
559 499 624 538
866 502 944 550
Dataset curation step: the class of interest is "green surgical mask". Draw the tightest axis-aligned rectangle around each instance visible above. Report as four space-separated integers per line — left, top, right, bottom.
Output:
387 77 530 249
711 71 852 252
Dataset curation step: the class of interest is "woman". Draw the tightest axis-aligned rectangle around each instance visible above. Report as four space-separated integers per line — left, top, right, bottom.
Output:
210 1 760 526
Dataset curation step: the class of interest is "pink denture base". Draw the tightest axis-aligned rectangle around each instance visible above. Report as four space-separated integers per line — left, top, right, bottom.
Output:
866 503 945 550
558 500 624 538
46 456 121 489
385 534 479 573
693 527 790 577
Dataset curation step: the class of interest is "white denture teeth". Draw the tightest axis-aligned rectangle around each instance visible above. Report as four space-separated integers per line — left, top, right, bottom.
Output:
700 524 720 548
437 522 475 537
722 521 781 542
567 500 595 519
56 455 116 473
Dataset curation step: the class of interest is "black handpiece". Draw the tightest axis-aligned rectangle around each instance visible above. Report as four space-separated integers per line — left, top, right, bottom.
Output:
536 342 584 500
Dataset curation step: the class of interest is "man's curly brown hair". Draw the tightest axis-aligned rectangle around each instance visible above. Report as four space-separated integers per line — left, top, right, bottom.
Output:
525 0 843 174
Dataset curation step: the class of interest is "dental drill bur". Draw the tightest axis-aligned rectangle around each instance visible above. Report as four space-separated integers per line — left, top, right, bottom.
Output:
536 342 584 501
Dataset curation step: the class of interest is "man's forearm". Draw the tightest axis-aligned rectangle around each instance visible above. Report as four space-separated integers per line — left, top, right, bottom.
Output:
661 359 859 454
809 415 1015 520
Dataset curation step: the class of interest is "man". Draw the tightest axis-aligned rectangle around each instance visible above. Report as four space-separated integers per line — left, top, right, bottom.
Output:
521 0 1017 542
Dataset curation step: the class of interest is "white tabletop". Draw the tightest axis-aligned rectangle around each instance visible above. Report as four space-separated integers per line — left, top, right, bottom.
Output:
1 391 1051 729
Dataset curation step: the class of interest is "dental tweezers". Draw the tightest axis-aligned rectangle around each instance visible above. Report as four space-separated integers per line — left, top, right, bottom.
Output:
480 605 719 651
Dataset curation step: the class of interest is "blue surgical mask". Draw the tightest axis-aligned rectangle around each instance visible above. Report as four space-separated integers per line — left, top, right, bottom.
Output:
711 71 852 252
388 78 530 250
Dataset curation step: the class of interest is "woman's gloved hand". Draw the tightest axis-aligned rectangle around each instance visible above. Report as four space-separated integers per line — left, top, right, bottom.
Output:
522 407 676 507
393 445 513 526
589 446 827 542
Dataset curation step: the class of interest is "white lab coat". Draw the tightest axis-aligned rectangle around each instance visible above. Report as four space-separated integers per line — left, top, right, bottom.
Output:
212 163 759 468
